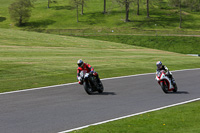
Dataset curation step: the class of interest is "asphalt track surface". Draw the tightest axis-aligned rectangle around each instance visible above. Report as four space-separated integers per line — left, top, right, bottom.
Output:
0 69 200 133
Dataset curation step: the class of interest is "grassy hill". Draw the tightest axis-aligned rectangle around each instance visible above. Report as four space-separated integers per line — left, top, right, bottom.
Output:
1 0 200 35
1 0 200 92
0 28 200 92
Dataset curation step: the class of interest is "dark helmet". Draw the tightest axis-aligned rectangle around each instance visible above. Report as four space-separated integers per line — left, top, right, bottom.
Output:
156 61 162 69
77 59 84 67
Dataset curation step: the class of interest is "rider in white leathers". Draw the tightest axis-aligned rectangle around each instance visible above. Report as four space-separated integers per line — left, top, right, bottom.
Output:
156 61 176 85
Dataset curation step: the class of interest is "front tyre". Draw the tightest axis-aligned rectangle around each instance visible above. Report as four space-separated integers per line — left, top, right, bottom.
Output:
161 81 168 93
84 82 93 95
97 80 104 93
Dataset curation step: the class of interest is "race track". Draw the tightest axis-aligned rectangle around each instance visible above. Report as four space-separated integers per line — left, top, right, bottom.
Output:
0 69 200 133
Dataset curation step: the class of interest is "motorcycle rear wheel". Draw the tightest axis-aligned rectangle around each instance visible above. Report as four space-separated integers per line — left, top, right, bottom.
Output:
97 81 104 93
172 84 178 92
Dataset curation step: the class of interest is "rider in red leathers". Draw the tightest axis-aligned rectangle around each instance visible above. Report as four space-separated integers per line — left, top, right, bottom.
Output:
77 59 101 85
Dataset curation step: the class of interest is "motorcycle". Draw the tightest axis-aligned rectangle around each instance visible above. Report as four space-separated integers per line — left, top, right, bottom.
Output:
156 70 177 93
80 71 104 95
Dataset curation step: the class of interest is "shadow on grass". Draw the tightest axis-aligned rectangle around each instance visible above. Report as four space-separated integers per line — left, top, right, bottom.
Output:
51 5 75 10
138 9 200 29
101 9 181 28
0 17 6 22
80 12 107 25
133 16 180 28
24 19 56 28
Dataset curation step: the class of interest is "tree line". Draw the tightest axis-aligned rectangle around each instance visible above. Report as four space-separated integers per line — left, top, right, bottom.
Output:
9 0 200 27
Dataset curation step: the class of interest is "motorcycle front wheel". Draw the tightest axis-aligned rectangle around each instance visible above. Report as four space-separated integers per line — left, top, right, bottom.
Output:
161 81 168 93
84 82 93 95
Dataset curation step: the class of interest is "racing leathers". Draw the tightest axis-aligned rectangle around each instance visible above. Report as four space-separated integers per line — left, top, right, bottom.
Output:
156 65 176 85
77 63 100 85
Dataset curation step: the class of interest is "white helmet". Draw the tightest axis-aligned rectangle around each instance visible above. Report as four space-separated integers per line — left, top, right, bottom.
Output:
77 59 84 67
156 61 162 69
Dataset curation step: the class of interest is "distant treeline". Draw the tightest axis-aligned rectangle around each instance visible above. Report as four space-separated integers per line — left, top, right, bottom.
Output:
8 0 200 27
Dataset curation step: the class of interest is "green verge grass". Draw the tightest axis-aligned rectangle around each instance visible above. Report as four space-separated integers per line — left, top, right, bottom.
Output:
79 35 200 54
69 101 200 133
0 28 200 93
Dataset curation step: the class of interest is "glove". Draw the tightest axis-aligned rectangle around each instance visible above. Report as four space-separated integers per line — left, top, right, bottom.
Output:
93 72 98 76
90 71 94 75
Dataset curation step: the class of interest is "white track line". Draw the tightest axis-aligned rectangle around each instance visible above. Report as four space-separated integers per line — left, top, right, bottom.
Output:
0 82 77 95
58 98 200 133
0 68 200 95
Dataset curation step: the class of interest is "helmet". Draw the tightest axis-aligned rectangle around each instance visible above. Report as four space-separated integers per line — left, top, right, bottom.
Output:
77 59 84 67
156 61 162 69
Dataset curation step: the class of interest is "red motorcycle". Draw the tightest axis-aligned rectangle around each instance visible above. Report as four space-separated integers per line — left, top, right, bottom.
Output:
80 71 104 95
156 70 177 93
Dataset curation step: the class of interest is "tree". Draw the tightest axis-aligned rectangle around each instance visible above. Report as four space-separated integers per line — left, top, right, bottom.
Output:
103 0 107 14
191 0 200 11
168 0 179 7
81 0 88 15
81 0 84 15
169 0 182 28
147 0 150 17
116 0 134 22
137 0 139 15
194 0 200 11
48 0 51 8
183 0 200 11
70 0 82 22
125 0 130 21
9 0 33 26
47 0 57 8
179 0 182 28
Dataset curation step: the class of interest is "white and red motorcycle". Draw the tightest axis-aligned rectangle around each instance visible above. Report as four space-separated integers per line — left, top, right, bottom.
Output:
156 70 177 93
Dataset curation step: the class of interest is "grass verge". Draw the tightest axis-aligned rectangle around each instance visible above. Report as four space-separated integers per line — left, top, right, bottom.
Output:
79 35 200 54
69 100 200 133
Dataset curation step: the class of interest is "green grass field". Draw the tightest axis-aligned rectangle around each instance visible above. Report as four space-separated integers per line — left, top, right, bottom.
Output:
69 101 200 133
0 28 200 93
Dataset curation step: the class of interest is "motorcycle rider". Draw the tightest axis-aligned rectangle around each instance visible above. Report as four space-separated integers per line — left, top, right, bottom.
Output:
77 59 101 85
156 61 176 86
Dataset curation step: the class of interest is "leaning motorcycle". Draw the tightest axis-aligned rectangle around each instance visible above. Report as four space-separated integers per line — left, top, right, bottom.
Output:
80 71 104 95
156 70 177 93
